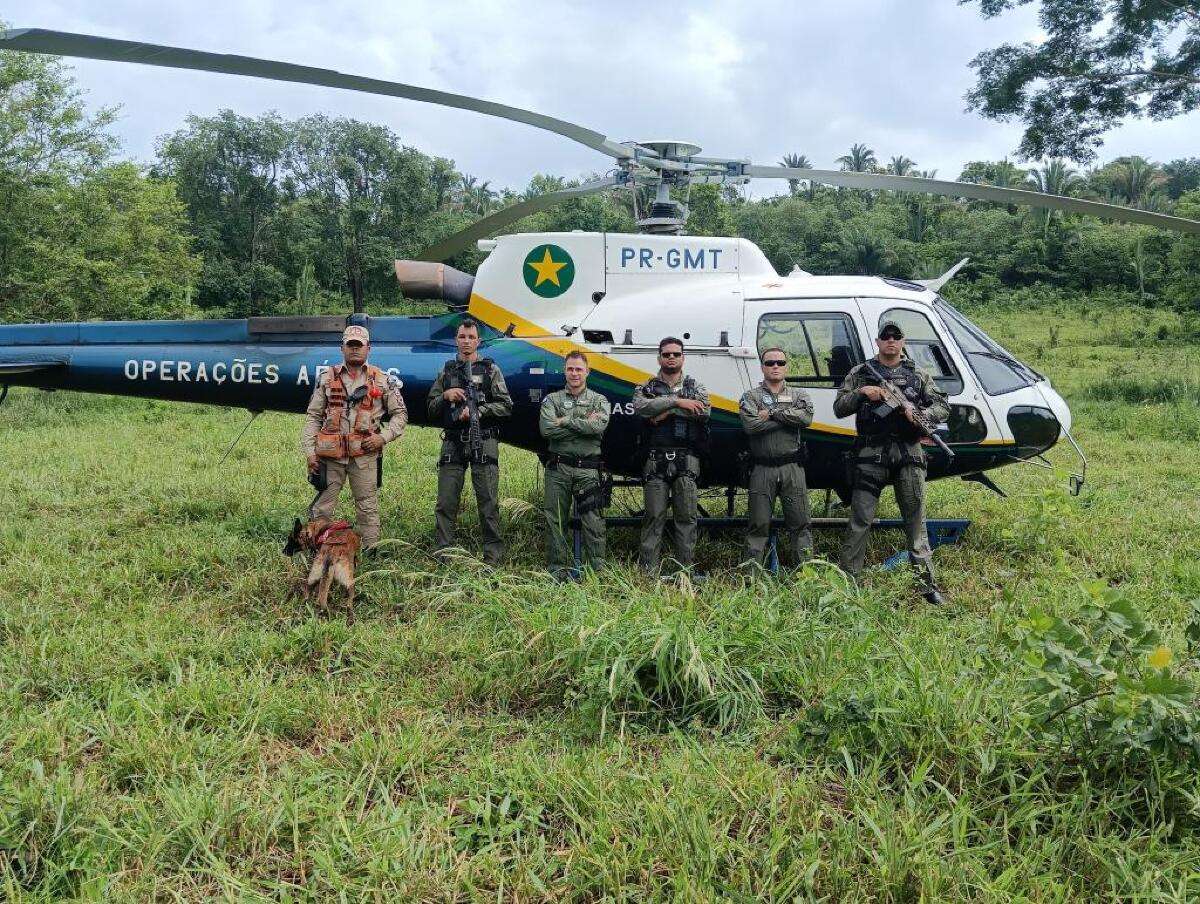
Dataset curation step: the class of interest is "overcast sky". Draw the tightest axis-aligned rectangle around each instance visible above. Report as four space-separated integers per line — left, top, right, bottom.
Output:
11 0 1200 195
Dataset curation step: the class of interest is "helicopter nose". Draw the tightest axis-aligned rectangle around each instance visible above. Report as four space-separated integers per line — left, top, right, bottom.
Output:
1007 405 1060 455
1006 383 1069 455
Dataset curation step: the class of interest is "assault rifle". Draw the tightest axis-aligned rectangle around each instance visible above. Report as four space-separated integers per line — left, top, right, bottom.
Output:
863 360 955 461
454 359 486 465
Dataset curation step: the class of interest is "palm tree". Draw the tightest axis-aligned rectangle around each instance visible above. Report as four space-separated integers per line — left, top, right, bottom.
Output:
887 155 917 177
837 143 877 173
779 153 813 196
469 179 497 215
456 174 478 211
1026 159 1082 196
837 225 894 274
991 158 1026 188
1109 157 1166 209
1027 159 1083 235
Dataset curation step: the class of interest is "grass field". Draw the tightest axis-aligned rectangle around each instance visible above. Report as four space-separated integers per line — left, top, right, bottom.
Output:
2 303 1200 900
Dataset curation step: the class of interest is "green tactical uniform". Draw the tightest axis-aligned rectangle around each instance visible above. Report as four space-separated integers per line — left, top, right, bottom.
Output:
632 373 711 572
539 386 611 575
739 382 814 567
834 358 950 587
427 356 513 564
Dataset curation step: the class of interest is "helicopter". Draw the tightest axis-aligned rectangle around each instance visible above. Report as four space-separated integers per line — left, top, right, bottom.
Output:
2 28 1199 501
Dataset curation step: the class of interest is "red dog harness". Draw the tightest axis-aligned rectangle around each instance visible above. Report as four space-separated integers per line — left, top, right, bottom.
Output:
315 520 355 546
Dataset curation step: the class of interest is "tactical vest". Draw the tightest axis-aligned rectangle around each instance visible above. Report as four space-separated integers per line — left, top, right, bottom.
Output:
856 361 924 442
442 357 497 429
642 375 709 452
314 364 387 459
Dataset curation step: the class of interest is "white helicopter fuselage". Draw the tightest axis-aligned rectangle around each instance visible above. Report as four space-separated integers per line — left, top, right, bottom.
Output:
466 231 1072 488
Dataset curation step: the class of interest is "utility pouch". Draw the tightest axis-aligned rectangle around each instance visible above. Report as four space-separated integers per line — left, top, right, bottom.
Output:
346 433 373 458
315 431 347 460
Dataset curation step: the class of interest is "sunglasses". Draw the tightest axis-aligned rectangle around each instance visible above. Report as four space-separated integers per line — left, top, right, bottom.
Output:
762 359 787 367
660 351 683 358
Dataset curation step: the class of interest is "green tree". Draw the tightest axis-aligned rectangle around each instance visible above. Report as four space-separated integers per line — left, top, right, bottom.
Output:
1090 156 1167 209
0 44 116 180
288 115 448 311
963 0 1200 162
958 158 1026 187
779 152 813 195
1026 159 1082 236
1 164 199 322
887 155 918 176
0 38 197 323
1164 191 1200 311
1163 158 1200 200
836 225 895 275
156 111 291 315
837 143 877 173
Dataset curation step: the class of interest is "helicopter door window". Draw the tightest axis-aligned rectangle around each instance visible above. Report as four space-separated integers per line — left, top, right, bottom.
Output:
756 313 863 385
876 307 964 396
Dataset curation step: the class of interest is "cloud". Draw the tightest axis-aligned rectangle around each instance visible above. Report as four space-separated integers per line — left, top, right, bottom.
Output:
11 0 1198 195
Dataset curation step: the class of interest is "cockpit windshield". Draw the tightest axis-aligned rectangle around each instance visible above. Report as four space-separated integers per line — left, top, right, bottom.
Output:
934 298 1041 395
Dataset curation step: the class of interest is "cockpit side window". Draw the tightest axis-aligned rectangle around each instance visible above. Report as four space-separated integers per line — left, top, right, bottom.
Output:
877 307 964 395
757 312 864 385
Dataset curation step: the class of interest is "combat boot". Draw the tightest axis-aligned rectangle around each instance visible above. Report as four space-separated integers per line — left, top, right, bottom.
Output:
922 587 947 606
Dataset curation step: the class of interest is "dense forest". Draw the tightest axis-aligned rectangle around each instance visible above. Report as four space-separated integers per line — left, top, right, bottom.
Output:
2 47 1198 325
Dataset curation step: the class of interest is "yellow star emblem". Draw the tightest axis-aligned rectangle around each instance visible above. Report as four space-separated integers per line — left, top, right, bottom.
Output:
526 247 568 287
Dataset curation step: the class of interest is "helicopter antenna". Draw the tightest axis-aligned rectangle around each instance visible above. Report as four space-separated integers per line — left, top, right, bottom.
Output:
217 409 262 467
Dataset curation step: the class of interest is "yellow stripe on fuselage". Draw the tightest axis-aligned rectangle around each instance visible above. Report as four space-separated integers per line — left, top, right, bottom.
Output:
470 291 742 413
468 291 1012 445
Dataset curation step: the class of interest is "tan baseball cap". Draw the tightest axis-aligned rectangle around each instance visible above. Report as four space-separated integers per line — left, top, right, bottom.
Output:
342 325 370 344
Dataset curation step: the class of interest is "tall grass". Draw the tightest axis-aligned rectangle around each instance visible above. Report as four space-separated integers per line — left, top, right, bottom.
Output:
1085 374 1200 405
3 305 1200 898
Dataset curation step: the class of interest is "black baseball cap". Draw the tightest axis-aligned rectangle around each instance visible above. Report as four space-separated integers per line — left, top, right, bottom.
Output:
878 322 904 340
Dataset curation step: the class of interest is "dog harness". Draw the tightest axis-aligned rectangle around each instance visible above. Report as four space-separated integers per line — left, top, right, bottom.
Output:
315 519 356 546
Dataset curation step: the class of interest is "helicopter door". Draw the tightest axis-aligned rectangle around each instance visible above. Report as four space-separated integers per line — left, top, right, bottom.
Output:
744 303 867 437
853 299 1003 444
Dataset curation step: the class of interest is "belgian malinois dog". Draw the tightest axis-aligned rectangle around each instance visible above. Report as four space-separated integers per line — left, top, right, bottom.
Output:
284 518 361 613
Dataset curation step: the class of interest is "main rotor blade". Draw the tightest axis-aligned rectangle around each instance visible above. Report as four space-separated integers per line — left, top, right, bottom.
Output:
418 176 621 262
745 166 1200 235
0 28 633 161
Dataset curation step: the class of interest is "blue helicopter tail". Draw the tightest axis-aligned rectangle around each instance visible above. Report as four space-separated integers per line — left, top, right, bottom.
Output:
0 314 466 412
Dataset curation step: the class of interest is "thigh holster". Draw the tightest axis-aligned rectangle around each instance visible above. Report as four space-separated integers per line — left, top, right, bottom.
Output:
575 474 613 515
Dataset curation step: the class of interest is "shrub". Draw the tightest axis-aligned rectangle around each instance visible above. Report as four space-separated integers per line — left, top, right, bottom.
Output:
1084 374 1200 405
1006 582 1199 766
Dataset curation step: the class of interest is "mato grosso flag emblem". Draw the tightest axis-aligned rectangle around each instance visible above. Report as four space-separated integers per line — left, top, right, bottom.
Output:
523 244 575 298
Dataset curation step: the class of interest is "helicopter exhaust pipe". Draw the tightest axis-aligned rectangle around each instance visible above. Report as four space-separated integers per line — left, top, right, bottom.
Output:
394 260 474 311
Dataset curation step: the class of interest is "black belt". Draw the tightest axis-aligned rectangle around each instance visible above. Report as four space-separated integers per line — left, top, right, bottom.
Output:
446 426 499 443
751 449 806 468
646 447 697 484
647 447 694 460
545 452 604 470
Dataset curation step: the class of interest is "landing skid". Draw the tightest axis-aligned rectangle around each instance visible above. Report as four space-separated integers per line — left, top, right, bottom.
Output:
566 479 970 573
